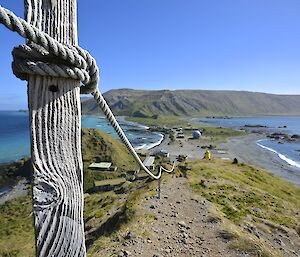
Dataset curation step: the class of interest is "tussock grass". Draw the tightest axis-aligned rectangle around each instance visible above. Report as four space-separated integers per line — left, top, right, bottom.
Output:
220 223 283 257
87 178 158 256
84 192 118 223
0 128 170 256
188 158 300 256
0 129 141 256
0 195 34 257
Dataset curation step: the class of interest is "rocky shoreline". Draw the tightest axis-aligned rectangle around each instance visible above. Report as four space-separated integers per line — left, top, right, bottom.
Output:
0 158 31 204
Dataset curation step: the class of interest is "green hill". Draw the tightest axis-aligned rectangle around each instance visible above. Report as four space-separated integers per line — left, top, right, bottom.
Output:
82 128 138 191
0 129 139 256
81 89 300 117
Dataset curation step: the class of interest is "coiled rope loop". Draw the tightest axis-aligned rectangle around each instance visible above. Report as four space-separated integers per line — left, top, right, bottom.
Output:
0 5 175 179
0 5 97 94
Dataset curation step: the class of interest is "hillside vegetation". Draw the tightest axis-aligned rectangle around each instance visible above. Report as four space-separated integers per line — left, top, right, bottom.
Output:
1 128 300 256
0 129 142 256
188 159 300 256
81 89 300 117
81 128 138 191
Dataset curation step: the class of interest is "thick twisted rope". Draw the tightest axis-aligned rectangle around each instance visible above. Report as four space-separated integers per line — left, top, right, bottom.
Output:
93 90 175 179
0 5 174 179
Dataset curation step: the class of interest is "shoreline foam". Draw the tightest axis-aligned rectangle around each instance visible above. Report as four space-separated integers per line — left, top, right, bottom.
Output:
134 133 165 150
145 133 164 150
256 140 300 170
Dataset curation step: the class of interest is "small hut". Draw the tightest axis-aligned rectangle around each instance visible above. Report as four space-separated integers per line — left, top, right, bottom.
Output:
89 162 117 172
143 156 155 171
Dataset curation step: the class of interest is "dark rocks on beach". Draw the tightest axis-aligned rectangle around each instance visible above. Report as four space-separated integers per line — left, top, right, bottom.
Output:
244 124 268 128
267 132 287 139
206 116 232 119
240 124 270 134
291 134 300 139
267 133 300 143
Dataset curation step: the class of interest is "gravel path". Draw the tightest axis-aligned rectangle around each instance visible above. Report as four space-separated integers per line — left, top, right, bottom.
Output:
112 177 243 257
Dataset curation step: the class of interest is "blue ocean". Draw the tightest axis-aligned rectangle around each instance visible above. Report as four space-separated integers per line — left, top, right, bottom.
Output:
194 116 300 171
0 111 163 164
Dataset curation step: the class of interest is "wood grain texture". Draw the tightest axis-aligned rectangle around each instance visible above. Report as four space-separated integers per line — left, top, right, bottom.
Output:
25 0 86 256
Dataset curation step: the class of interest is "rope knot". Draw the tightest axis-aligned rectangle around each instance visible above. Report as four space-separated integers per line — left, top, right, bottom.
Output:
0 5 98 94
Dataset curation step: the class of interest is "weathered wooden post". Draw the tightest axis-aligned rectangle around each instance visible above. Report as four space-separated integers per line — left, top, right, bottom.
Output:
157 177 161 199
25 0 86 256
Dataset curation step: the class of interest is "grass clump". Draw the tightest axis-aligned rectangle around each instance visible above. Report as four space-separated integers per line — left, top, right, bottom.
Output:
0 195 34 257
220 223 283 257
84 192 118 224
87 178 158 256
188 159 300 227
188 158 300 256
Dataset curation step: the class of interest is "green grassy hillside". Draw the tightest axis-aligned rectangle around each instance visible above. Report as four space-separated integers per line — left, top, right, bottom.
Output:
81 89 300 117
188 159 300 256
82 128 137 170
1 128 300 256
0 129 139 256
81 128 138 191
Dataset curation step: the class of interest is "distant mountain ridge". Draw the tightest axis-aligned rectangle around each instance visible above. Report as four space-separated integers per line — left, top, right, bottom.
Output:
81 89 300 117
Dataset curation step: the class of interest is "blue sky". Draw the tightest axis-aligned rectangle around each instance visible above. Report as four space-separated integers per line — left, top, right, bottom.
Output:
1 0 300 109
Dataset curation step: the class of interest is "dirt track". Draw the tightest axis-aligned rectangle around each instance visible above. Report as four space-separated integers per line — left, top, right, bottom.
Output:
97 177 245 257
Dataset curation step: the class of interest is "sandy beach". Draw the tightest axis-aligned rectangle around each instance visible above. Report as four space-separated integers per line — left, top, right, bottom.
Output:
215 134 300 187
